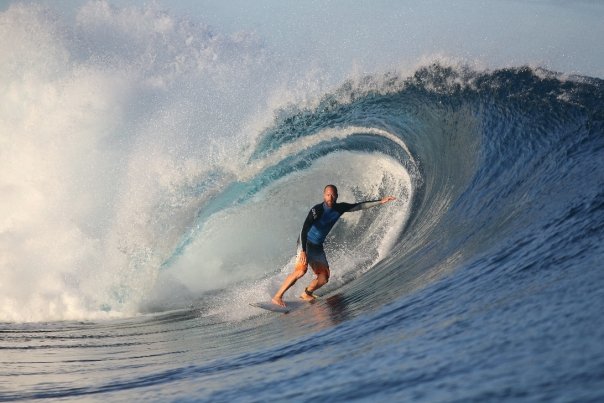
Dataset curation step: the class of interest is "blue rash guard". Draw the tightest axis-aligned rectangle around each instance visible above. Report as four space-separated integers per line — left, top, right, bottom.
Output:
299 200 382 252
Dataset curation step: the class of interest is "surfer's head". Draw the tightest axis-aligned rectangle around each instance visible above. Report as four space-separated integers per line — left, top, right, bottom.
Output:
323 184 338 207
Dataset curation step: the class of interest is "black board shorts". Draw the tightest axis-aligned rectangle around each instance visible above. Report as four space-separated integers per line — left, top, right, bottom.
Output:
299 241 329 267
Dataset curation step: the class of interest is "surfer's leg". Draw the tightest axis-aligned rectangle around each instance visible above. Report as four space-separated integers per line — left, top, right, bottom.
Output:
272 258 308 307
300 264 330 301
300 244 329 300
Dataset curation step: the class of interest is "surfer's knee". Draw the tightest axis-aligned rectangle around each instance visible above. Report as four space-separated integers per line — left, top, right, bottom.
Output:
293 263 308 279
316 267 329 285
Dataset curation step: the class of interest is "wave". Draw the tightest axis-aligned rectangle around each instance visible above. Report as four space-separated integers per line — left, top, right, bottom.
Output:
1 2 603 323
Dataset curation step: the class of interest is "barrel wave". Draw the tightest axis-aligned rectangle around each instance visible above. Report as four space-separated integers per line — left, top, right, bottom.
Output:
1 2 604 402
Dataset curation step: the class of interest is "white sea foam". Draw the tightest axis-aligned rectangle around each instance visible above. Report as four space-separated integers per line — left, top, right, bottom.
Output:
0 2 279 321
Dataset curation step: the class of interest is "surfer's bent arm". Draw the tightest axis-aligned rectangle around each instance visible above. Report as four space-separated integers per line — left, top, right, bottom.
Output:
299 205 321 252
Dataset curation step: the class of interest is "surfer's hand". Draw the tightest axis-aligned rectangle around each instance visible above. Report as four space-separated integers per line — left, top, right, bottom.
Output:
298 250 307 266
381 196 396 204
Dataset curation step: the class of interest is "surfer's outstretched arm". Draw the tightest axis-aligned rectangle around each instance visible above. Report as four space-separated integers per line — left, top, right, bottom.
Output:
344 196 396 212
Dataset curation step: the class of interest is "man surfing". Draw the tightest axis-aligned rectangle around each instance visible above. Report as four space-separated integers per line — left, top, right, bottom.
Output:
272 184 396 307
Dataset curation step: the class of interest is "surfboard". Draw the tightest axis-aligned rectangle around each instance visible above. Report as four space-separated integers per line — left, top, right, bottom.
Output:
250 302 291 313
250 300 311 314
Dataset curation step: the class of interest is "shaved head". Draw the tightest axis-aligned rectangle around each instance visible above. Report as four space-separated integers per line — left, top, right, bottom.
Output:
323 184 338 207
324 184 338 195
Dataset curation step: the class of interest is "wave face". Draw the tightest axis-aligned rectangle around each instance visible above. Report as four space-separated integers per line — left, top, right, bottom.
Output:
1 2 604 401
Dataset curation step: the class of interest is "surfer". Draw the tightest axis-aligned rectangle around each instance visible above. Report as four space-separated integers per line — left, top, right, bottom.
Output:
272 185 396 307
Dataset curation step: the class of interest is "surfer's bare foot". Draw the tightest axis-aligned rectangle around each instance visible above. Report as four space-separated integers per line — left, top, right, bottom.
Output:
299 292 316 302
271 297 286 307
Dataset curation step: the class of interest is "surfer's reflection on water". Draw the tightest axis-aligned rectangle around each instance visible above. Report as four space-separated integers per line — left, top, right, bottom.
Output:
292 294 351 329
323 294 351 324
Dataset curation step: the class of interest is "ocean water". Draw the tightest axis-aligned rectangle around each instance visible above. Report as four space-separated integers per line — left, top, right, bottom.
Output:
1 1 603 402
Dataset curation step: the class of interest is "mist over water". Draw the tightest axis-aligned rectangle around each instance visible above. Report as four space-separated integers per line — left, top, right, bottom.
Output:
0 1 281 321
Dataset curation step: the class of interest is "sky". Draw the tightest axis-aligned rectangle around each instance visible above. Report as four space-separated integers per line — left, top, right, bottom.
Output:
162 0 604 78
2 0 603 79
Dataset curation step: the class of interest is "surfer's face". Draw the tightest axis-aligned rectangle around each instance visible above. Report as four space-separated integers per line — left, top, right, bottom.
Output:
323 187 337 207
